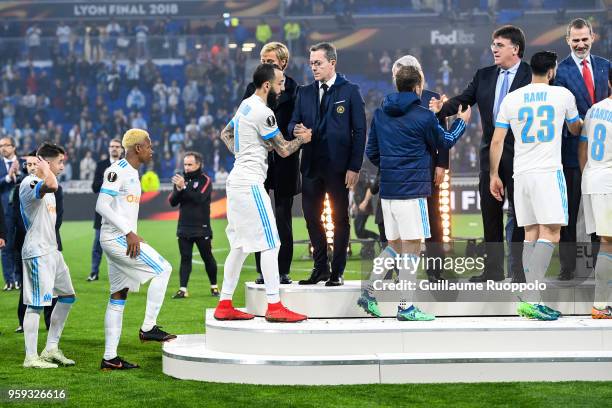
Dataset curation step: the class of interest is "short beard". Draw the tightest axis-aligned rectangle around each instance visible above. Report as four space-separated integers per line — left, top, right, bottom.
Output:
267 90 279 109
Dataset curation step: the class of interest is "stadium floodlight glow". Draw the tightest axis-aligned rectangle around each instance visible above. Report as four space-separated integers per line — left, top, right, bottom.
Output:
438 169 452 246
323 193 333 245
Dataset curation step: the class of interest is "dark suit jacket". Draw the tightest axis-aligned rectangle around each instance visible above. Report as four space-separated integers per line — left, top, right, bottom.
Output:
242 74 300 197
92 158 111 229
0 157 23 216
55 185 64 251
421 89 449 169
289 73 366 176
439 61 532 172
555 54 611 168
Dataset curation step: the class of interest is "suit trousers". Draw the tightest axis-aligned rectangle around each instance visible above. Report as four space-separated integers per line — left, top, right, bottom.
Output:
302 172 350 277
559 167 581 275
479 155 525 280
1 211 15 284
425 183 445 277
91 228 103 276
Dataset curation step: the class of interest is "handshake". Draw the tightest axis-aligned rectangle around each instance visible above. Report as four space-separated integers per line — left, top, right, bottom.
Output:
429 95 472 124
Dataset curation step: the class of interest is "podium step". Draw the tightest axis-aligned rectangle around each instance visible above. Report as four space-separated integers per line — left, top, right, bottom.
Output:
245 279 596 318
162 334 612 384
204 310 612 356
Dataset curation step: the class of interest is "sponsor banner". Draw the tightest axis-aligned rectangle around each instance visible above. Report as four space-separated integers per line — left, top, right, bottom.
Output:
0 0 278 20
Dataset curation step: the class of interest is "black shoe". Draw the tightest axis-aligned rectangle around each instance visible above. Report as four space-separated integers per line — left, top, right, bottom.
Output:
87 274 99 282
255 274 264 284
280 274 292 284
172 289 188 299
210 287 219 297
427 274 446 283
15 326 23 333
558 271 574 281
325 276 344 286
101 356 140 370
299 268 330 285
469 273 504 282
139 325 177 342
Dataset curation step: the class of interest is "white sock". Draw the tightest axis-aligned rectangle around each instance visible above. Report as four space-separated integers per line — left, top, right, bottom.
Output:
179 287 187 292
24 306 42 358
594 252 612 310
260 247 281 303
45 297 75 351
525 239 554 302
522 240 535 275
104 298 125 360
220 247 248 301
142 267 171 332
367 246 398 295
398 253 419 309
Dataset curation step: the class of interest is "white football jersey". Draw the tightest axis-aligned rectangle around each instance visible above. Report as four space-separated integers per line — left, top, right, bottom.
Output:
227 94 280 186
581 98 612 194
19 175 57 259
496 83 580 175
99 158 141 241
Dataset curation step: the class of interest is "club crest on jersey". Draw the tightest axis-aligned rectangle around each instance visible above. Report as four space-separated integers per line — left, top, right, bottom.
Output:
29 180 37 189
193 181 199 189
107 172 118 182
336 105 345 114
266 115 276 127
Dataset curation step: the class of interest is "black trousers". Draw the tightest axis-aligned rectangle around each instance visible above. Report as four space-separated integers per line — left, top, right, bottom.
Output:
178 236 217 288
255 193 294 276
426 183 445 277
354 213 379 240
479 155 525 280
302 172 350 277
559 167 581 275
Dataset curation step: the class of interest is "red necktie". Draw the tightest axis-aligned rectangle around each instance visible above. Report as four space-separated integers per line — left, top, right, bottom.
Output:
581 59 595 104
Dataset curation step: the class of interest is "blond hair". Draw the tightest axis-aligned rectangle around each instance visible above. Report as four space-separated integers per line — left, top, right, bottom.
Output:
261 42 290 66
122 128 149 150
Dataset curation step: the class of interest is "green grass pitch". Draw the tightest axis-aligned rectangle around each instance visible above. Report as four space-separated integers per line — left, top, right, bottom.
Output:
0 216 610 407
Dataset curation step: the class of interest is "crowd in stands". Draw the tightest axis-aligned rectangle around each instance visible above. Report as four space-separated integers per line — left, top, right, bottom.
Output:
10 14 609 181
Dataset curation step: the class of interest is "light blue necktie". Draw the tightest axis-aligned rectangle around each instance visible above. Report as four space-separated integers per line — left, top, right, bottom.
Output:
493 70 510 120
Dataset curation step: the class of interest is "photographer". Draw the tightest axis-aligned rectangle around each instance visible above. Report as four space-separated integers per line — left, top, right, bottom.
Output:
169 152 218 298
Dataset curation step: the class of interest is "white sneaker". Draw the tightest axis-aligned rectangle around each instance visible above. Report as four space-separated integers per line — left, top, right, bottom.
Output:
40 348 75 366
23 355 58 369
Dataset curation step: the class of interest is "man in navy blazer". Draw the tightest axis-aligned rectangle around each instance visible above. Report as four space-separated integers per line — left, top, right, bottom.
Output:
289 42 366 286
0 136 22 290
432 26 531 282
554 18 611 280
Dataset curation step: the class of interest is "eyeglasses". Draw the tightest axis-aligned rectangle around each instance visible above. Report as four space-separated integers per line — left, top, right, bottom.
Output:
309 60 326 67
490 42 516 50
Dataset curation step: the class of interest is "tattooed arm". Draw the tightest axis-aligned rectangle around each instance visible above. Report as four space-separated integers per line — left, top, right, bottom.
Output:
266 127 312 158
220 122 235 154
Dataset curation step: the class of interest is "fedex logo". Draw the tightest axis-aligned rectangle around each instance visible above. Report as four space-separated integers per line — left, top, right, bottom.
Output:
431 30 475 45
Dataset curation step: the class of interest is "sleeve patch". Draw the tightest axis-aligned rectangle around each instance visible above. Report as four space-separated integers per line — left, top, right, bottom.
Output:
107 172 118 182
266 115 276 127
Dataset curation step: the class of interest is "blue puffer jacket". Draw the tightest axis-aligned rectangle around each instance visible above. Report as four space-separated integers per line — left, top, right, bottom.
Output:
365 92 466 199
